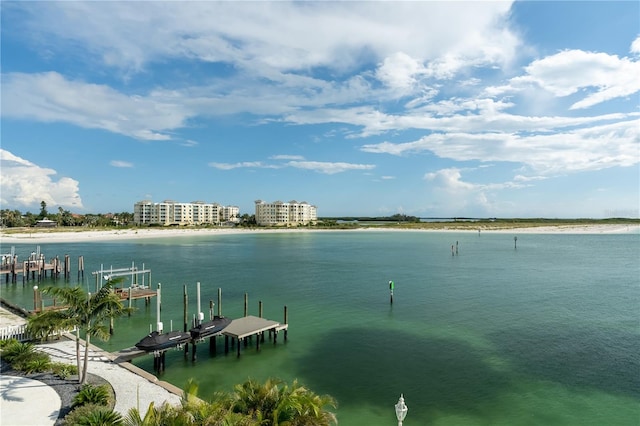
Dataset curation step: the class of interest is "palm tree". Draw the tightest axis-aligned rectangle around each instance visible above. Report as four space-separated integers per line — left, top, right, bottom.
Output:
230 378 337 426
27 278 133 384
125 378 336 426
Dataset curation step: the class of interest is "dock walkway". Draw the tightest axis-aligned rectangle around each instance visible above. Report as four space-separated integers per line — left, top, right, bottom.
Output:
222 315 288 356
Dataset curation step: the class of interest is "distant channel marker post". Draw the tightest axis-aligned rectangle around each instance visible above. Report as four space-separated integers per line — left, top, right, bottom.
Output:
389 280 394 304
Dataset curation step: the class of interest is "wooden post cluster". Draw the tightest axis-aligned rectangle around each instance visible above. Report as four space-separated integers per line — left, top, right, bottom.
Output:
1 252 80 283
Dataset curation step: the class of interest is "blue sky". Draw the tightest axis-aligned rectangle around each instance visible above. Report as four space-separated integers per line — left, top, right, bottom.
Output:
1 1 638 218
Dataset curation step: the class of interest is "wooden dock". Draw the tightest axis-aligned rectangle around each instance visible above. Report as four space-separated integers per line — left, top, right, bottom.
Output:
0 251 84 283
111 289 289 373
114 287 158 303
222 315 288 357
28 285 157 314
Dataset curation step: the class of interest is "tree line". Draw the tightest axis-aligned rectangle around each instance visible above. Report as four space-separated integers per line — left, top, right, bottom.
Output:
1 201 133 228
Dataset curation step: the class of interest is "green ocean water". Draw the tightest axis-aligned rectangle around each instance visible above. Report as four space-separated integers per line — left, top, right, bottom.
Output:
2 231 639 425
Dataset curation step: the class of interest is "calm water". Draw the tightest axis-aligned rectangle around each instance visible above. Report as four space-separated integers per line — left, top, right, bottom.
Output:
2 231 639 425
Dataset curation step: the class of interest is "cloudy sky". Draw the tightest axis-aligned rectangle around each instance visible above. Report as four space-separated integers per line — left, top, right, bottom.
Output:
1 1 638 218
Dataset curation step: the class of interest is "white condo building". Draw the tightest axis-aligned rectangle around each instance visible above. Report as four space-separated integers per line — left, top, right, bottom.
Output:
134 200 239 226
254 200 317 226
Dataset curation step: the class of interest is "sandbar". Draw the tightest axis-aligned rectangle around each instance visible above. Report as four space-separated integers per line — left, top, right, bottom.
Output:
1 223 638 244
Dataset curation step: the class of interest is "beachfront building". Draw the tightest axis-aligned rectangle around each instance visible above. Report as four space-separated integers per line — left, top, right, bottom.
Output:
254 200 317 226
133 200 239 226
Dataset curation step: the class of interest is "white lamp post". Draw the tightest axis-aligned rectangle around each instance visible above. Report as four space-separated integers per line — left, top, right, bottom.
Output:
395 394 408 426
33 285 38 311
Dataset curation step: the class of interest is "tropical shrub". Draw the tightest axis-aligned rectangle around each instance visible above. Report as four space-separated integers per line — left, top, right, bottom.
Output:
73 383 111 407
51 361 78 379
0 340 50 372
63 404 122 426
22 357 51 373
129 378 338 425
0 338 19 349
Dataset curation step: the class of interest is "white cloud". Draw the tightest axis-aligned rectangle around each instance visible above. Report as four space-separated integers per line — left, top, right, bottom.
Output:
2 72 189 140
110 160 134 168
506 50 640 109
13 2 517 75
423 167 527 216
209 158 375 175
376 52 429 93
286 161 375 175
0 149 83 210
425 168 475 191
363 118 640 175
631 36 640 55
270 155 305 161
423 168 488 214
208 161 271 170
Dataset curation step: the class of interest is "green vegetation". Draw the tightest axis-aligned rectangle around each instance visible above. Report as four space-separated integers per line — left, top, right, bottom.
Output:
327 213 421 223
27 278 134 384
0 340 50 372
124 378 337 426
0 339 78 378
73 383 112 408
51 361 78 379
63 403 123 426
1 200 133 228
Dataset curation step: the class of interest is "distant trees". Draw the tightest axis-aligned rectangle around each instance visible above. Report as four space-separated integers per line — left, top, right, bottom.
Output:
0 207 135 228
39 200 48 219
0 209 25 227
239 214 257 227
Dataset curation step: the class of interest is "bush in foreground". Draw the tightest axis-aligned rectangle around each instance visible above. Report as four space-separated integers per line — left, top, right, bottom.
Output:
73 383 112 408
63 403 123 426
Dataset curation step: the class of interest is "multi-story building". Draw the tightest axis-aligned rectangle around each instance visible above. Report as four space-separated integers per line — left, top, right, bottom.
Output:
254 200 317 226
133 200 239 226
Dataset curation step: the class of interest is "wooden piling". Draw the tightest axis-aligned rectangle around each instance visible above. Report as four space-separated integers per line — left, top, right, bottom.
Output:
183 284 189 357
65 255 70 280
284 305 288 341
244 293 248 317
183 285 188 332
78 255 84 280
259 300 263 318
217 287 222 317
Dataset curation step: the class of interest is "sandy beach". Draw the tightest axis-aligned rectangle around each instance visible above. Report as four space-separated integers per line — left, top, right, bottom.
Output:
1 223 638 244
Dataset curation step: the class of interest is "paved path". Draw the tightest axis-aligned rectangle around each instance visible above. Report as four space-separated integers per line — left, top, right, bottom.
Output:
1 376 61 425
1 306 182 422
37 339 182 417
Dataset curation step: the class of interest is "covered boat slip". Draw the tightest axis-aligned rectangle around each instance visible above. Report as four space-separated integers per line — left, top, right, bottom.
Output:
222 315 288 356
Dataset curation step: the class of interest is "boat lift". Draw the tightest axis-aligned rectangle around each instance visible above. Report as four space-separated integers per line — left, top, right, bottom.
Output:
91 262 151 292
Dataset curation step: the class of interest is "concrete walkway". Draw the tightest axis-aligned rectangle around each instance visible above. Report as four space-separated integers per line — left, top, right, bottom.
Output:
37 339 183 417
0 306 182 422
1 375 61 425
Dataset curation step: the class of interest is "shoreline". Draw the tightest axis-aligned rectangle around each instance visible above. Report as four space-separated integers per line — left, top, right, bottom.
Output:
1 224 638 243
